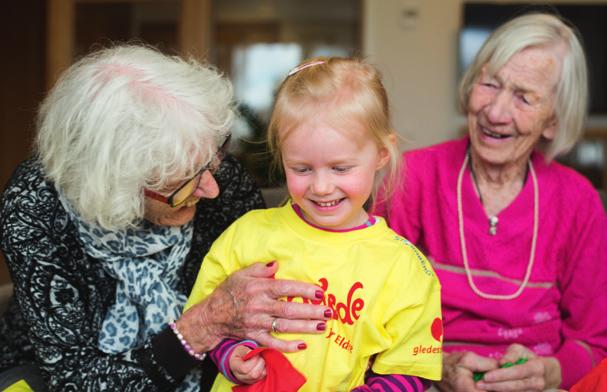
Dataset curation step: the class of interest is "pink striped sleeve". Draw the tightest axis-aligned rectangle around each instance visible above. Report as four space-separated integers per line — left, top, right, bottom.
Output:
351 371 431 391
209 338 259 384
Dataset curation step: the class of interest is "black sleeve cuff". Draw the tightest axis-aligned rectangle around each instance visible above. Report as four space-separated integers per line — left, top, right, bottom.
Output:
152 326 199 380
151 327 219 391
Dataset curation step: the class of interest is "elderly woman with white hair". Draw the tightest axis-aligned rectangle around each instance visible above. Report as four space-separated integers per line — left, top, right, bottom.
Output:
376 12 607 392
0 45 331 391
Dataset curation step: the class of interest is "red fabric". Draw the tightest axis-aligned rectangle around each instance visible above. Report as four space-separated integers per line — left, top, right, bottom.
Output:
232 348 306 392
570 359 607 392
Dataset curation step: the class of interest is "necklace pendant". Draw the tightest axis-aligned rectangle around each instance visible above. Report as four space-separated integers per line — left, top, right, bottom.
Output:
489 216 499 235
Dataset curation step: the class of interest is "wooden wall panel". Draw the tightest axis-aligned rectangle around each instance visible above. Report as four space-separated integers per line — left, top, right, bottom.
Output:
0 1 46 284
179 0 211 61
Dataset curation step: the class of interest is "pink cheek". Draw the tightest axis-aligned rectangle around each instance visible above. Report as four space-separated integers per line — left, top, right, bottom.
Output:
340 178 372 197
469 95 486 112
469 87 495 112
285 176 308 197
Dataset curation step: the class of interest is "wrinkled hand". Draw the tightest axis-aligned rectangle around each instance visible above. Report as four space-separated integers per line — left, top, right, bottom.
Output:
476 343 562 391
437 351 498 392
177 262 331 353
230 345 267 384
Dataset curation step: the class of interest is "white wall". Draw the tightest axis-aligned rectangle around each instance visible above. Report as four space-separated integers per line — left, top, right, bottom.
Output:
363 0 607 151
363 0 463 150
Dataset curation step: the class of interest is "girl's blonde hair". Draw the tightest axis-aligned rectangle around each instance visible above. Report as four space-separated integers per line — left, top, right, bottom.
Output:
267 57 400 207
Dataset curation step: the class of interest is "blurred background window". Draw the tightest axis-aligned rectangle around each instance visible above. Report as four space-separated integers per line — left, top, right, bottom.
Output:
213 0 361 186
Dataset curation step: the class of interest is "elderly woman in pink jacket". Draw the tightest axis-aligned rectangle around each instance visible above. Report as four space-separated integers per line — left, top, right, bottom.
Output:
376 12 607 392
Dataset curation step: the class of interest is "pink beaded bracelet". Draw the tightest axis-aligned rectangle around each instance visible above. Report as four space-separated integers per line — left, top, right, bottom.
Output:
169 322 207 361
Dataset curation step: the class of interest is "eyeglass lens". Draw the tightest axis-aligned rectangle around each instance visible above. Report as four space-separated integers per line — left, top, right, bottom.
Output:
169 134 231 207
170 175 201 206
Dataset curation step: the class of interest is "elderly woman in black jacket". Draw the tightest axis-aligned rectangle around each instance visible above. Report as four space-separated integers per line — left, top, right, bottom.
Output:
0 45 330 391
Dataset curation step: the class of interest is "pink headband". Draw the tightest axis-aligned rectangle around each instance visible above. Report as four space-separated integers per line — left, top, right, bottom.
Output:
287 60 325 77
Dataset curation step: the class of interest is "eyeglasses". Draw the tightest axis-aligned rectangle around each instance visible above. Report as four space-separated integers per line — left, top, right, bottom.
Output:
144 134 231 207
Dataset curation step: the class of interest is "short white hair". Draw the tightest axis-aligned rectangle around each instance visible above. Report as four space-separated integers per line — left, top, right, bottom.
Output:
459 13 588 160
36 45 235 230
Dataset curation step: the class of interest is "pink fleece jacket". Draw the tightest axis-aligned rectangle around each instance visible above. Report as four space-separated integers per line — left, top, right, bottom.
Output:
375 138 607 388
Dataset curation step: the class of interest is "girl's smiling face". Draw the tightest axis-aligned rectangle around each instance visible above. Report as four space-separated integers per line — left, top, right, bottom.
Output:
281 117 389 230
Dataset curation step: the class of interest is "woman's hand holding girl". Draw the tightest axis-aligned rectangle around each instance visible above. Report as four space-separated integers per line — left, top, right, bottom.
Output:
176 261 330 354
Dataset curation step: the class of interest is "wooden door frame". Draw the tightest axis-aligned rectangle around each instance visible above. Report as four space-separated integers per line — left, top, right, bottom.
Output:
46 0 211 90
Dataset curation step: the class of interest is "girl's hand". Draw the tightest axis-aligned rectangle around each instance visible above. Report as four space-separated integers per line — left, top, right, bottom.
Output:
476 343 562 391
230 345 267 384
437 351 498 392
177 261 332 353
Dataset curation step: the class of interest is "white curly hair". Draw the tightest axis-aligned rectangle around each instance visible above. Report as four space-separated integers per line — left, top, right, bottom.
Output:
36 44 235 230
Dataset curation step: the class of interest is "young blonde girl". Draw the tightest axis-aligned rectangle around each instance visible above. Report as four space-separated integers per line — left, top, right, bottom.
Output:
183 57 442 391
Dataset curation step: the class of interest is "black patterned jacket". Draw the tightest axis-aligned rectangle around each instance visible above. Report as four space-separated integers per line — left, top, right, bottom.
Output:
0 156 265 391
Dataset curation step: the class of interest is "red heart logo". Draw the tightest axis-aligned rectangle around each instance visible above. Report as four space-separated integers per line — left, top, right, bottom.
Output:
431 317 443 342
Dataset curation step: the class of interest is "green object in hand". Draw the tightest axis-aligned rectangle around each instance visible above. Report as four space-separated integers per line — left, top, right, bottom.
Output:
473 357 529 382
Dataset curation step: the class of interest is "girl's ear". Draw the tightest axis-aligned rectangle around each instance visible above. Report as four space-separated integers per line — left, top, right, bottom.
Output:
376 134 396 170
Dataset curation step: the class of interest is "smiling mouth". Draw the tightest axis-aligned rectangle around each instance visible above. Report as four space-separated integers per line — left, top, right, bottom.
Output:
313 199 344 207
481 127 511 139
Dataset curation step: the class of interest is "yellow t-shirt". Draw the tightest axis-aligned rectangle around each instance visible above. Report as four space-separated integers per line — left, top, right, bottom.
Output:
4 380 33 392
184 204 442 391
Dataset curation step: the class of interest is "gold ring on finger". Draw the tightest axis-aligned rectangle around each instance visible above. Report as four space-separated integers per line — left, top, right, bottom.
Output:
271 318 279 333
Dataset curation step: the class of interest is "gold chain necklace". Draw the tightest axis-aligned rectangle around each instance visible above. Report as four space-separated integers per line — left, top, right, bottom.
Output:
456 153 539 300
